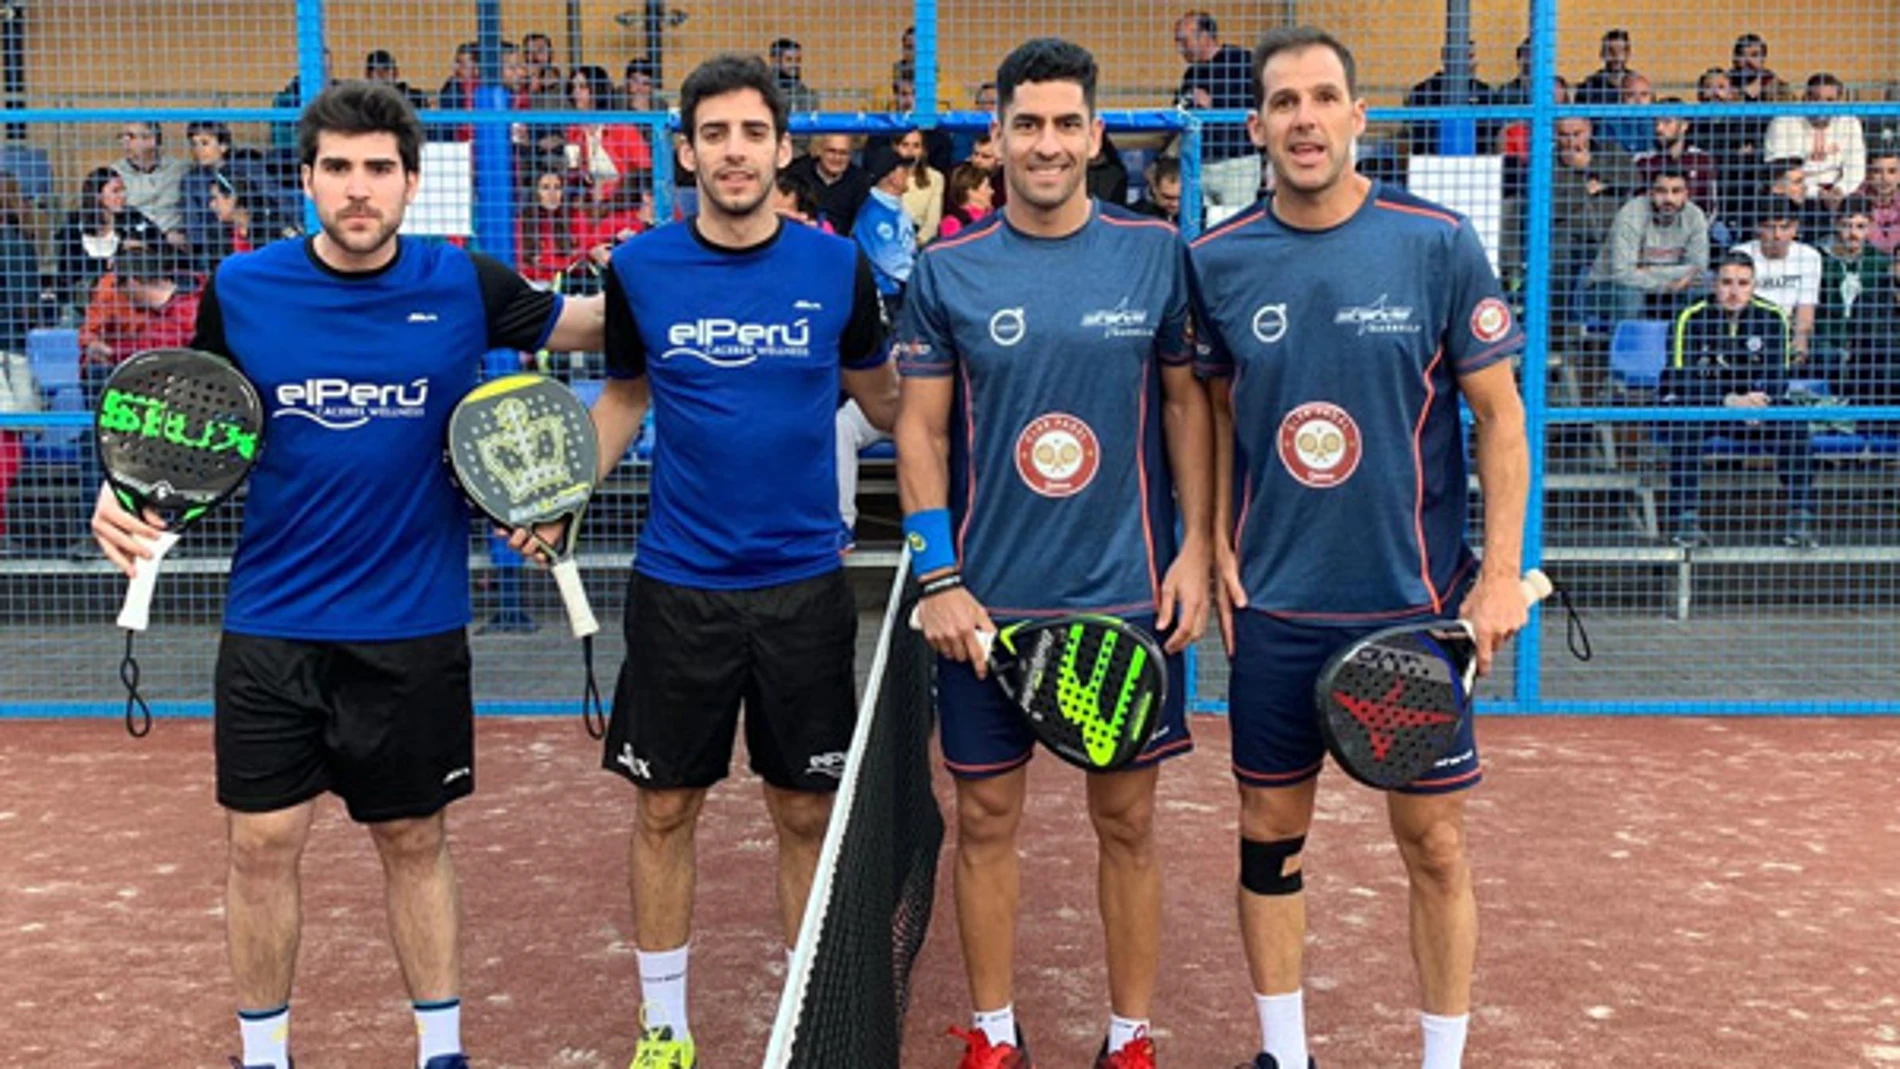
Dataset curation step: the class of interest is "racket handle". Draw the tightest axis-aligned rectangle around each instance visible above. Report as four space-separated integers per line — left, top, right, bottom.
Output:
905 604 995 659
1521 569 1554 605
550 558 599 639
117 531 182 632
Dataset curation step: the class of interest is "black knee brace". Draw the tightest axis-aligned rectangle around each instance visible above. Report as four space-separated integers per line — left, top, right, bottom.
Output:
1240 835 1306 896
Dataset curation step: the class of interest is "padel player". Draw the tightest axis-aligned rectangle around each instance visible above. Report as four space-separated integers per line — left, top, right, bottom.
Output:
91 83 606 1069
1187 28 1530 1069
895 38 1213 1069
582 54 898 1069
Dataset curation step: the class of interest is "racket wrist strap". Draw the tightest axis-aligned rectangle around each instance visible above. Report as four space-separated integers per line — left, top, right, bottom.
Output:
902 508 957 575
918 570 964 599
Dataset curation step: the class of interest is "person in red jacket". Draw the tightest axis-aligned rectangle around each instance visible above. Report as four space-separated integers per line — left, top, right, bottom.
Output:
517 169 581 284
564 65 651 201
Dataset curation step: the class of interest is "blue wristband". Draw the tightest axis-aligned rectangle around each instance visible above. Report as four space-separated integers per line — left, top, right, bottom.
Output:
902 508 957 575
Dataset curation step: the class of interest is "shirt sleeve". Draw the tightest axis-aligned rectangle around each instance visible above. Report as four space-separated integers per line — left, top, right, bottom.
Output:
892 251 956 379
601 263 647 380
1156 242 1193 367
840 250 888 370
189 269 232 359
469 251 564 351
1445 220 1525 375
1185 248 1235 379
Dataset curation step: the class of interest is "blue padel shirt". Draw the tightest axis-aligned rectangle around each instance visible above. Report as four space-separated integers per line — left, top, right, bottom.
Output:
1189 183 1524 623
603 218 886 590
193 237 563 640
895 203 1193 618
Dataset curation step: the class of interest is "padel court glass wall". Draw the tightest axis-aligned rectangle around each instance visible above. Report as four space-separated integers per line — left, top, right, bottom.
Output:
0 0 1895 718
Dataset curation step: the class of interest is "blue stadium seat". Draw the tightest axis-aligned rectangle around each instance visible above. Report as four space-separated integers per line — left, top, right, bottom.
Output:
23 328 84 463
0 145 53 204
1607 319 1669 391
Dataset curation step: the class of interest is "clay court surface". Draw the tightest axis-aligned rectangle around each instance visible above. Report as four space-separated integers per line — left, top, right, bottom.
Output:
4 713 1898 1068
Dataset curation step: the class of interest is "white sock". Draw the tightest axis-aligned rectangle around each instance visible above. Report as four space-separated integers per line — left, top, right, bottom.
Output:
972 1004 1016 1047
1420 1011 1469 1069
638 943 691 1037
1256 989 1308 1068
413 998 462 1065
237 1004 290 1069
1108 1014 1149 1052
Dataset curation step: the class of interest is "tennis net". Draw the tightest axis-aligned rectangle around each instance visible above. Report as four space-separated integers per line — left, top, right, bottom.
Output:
762 550 944 1068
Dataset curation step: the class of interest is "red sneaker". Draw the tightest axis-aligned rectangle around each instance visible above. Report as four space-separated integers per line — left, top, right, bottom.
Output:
948 1025 1033 1069
1095 1028 1157 1069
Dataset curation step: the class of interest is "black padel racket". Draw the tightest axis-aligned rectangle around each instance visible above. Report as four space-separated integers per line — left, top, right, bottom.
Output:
94 348 265 735
1315 570 1553 789
913 610 1166 771
447 374 605 732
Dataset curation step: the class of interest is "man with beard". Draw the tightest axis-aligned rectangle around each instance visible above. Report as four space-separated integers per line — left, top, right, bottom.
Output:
896 37 1213 1069
89 82 607 1069
1592 166 1709 321
1187 27 1530 1069
585 52 898 1068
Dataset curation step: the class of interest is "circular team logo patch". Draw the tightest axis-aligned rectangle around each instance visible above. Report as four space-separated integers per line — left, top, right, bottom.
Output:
990 307 1026 347
1470 297 1513 344
1015 413 1100 498
1277 402 1362 488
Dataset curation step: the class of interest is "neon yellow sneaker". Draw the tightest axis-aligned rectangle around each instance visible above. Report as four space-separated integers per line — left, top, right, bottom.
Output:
629 1022 695 1069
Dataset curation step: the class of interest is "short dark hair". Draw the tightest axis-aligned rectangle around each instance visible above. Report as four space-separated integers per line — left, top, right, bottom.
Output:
1698 68 1729 87
679 53 789 140
1601 28 1630 44
1732 32 1768 59
1649 163 1688 184
523 32 553 49
1251 26 1357 110
1149 155 1182 184
624 58 656 82
1182 11 1218 38
297 81 423 174
116 245 175 285
1757 204 1797 228
1807 72 1844 93
995 38 1098 115
185 120 232 149
365 48 398 74
1718 250 1757 274
769 37 801 57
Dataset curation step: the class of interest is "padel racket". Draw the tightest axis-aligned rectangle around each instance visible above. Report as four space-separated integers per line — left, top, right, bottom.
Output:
912 609 1166 771
1315 569 1553 790
94 348 265 735
447 374 605 732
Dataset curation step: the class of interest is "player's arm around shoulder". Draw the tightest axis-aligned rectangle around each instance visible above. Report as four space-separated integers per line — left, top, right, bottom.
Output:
544 292 606 352
1457 360 1531 673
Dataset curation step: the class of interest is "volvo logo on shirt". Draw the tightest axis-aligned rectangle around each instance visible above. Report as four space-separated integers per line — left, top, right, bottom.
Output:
1252 304 1288 344
1333 294 1419 336
274 378 429 430
661 317 812 368
1080 297 1153 339
989 307 1026 347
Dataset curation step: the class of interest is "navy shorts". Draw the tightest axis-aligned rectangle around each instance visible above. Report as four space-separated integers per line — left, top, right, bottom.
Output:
1228 610 1482 794
937 613 1192 779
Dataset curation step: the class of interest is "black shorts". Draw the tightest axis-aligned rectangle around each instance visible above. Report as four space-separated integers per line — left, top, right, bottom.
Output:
603 569 858 792
214 629 475 823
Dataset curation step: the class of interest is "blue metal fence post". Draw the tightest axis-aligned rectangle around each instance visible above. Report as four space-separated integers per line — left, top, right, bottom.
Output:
1513 0 1557 711
1179 120 1203 241
914 0 938 126
295 0 326 234
1437 0 1478 154
472 0 514 263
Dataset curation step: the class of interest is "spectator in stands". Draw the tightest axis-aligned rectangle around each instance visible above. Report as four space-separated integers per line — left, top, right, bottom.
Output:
1490 37 1532 108
1173 10 1257 225
1552 117 1637 327
1634 102 1721 223
894 23 916 85
0 174 35 556
182 120 246 254
967 130 1000 174
1132 155 1185 224
565 64 650 202
522 32 564 102
1592 165 1709 321
54 167 160 307
784 133 869 235
1815 207 1890 378
1733 206 1822 363
518 170 581 285
623 59 659 112
114 246 201 353
1601 72 1654 154
1575 28 1634 105
1762 159 1833 253
853 140 915 321
886 76 956 174
1855 256 1900 406
437 40 479 112
1868 82 1900 160
769 37 822 112
1497 73 1567 158
936 161 994 239
1765 73 1865 211
573 180 647 272
111 121 189 247
202 171 299 270
1696 67 1765 218
1088 129 1130 206
769 171 827 230
1727 33 1782 103
1663 250 1818 549
1403 38 1493 156
1854 151 1900 254
270 47 333 150
366 49 431 114
891 129 943 243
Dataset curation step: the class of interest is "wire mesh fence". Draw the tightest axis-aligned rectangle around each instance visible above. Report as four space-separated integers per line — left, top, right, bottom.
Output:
0 1 1896 717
